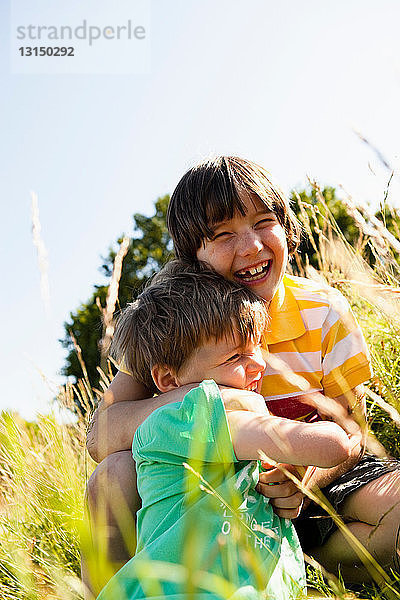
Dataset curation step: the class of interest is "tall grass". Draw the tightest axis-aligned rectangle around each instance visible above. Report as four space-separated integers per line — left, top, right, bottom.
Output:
2 185 400 599
0 408 93 599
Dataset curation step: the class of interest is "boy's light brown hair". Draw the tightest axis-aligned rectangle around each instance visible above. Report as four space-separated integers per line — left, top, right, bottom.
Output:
167 155 301 262
111 260 268 393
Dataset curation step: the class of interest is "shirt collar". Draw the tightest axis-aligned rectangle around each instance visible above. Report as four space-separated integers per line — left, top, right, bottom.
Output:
263 275 305 345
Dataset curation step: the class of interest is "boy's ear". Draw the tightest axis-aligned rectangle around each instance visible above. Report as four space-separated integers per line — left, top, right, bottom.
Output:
151 365 180 393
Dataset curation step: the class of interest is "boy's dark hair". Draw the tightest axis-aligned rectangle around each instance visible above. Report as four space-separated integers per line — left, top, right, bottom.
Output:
167 155 301 262
111 260 268 392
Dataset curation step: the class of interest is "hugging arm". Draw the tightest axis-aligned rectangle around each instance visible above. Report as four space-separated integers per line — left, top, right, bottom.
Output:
227 409 354 467
256 387 365 518
293 386 366 490
86 372 197 463
86 375 269 463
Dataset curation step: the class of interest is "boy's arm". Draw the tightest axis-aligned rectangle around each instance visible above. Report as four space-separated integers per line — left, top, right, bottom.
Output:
86 372 196 462
86 376 268 463
100 371 150 409
227 409 355 467
256 386 365 518
294 386 366 489
86 371 148 462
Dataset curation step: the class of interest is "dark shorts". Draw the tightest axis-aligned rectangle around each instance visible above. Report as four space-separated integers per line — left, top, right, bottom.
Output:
294 454 400 551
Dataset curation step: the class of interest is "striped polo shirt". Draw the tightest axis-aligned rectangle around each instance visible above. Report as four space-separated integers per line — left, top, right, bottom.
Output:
261 274 372 421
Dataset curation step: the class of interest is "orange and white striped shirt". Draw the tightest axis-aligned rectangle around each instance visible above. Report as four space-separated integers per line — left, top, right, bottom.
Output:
261 274 371 421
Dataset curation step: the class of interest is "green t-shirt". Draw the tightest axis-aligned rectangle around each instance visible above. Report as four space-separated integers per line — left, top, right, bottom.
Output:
97 380 305 600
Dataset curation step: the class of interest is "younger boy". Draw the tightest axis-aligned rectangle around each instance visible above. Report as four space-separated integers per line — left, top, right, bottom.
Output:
97 260 353 600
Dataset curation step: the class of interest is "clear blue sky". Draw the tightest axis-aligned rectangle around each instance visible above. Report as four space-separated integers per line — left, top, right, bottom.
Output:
1 0 400 419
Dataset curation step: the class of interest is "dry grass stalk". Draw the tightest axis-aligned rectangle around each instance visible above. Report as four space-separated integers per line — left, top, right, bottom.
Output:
31 191 50 312
99 236 130 364
363 386 400 429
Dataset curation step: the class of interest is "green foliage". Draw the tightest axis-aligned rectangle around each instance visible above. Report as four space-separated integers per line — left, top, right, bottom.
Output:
0 410 91 599
349 295 400 458
378 206 400 240
290 186 361 269
60 196 172 405
368 403 400 459
61 288 108 397
290 185 400 276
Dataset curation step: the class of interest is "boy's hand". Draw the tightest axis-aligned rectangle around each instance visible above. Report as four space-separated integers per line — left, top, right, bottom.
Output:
297 390 363 438
256 463 305 519
220 387 268 414
100 371 152 410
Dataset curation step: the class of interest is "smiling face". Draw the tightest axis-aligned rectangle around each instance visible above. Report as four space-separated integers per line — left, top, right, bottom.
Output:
176 332 266 392
197 193 288 302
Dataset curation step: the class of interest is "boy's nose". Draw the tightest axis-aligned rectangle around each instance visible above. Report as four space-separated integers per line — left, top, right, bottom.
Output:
237 231 263 256
247 352 266 374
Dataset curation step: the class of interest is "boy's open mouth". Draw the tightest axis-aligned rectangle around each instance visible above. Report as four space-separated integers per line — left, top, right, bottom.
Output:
234 260 271 283
246 381 259 392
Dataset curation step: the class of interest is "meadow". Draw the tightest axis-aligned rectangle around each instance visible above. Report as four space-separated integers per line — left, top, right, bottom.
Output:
2 183 400 599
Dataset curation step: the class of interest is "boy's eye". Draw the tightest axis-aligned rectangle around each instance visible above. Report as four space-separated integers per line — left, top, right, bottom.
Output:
212 231 231 241
255 216 275 227
225 353 240 363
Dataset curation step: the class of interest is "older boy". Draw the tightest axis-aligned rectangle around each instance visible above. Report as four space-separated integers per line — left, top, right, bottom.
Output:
96 261 353 600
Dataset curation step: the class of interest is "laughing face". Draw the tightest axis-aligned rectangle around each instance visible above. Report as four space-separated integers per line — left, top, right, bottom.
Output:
196 193 288 302
176 332 266 392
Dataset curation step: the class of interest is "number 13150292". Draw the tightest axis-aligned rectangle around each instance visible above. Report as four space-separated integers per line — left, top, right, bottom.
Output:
19 47 74 56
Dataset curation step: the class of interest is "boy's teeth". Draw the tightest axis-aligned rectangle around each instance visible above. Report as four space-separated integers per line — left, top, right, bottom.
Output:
236 261 270 281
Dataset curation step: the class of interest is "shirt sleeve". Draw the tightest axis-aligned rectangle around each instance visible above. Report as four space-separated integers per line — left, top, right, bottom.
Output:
133 380 237 466
321 290 372 398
